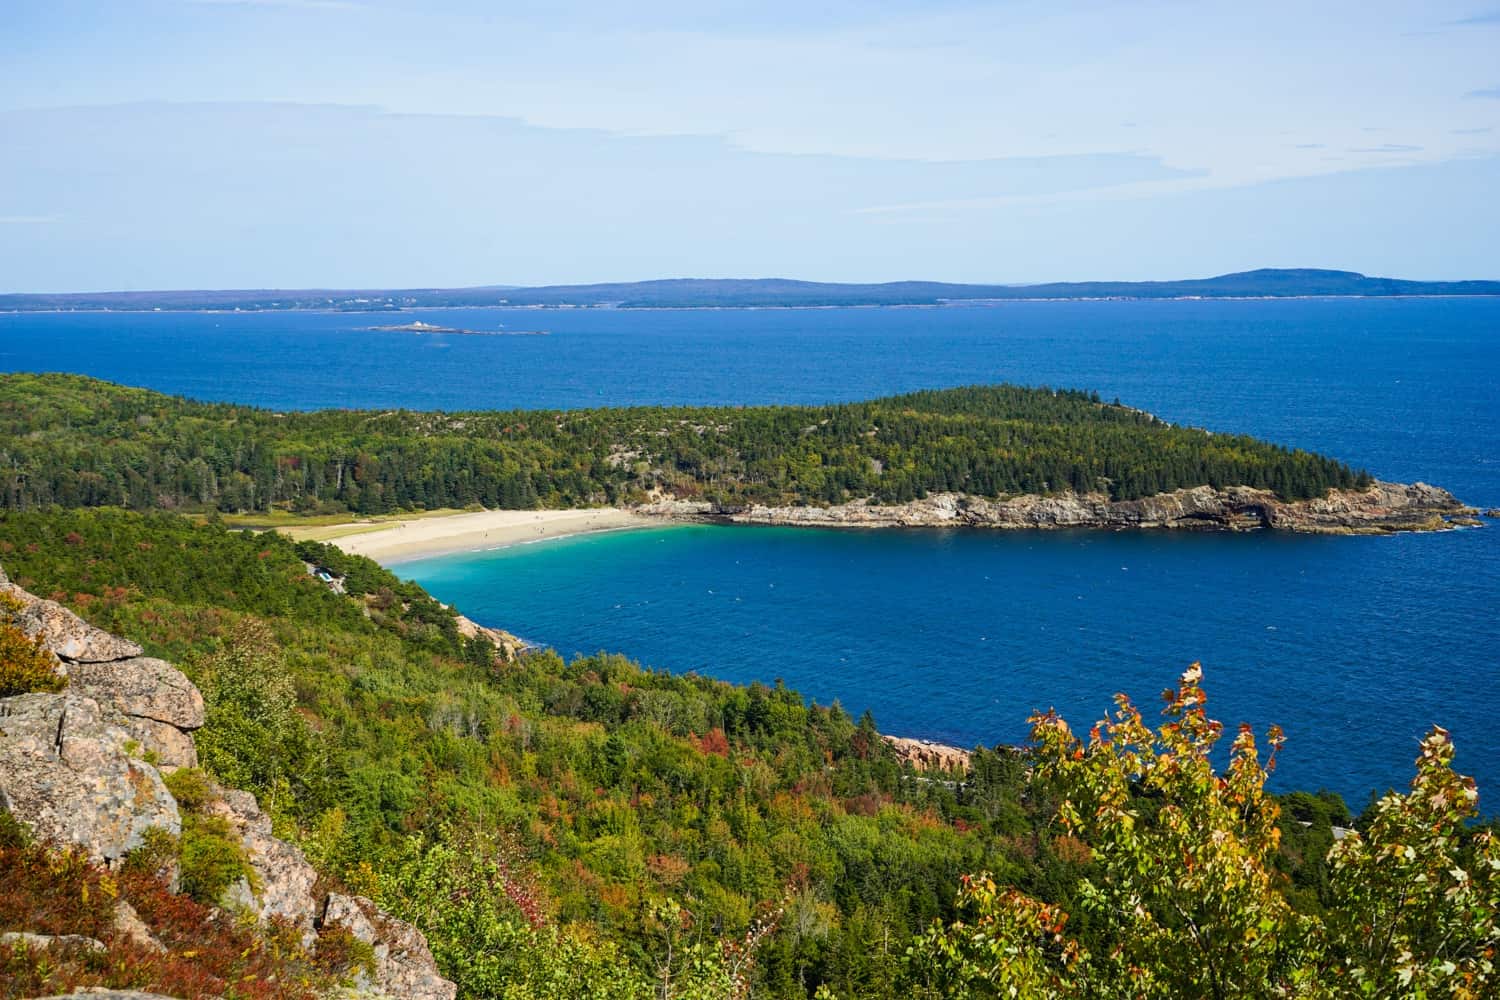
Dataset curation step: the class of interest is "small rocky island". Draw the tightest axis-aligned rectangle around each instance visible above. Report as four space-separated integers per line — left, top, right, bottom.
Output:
366 320 548 336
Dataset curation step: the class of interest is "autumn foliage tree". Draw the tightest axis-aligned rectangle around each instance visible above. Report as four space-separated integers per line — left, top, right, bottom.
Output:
907 664 1500 999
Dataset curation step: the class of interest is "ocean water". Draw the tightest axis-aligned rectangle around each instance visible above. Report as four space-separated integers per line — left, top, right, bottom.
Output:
4 298 1498 801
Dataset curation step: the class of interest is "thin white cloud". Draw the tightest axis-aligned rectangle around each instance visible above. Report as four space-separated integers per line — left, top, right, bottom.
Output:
1448 9 1500 26
1348 143 1424 152
0 215 58 224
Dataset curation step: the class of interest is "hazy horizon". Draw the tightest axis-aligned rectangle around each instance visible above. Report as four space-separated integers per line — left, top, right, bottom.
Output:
10 266 1500 298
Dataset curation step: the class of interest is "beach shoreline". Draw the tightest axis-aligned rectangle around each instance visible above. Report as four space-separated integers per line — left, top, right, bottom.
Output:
314 508 655 564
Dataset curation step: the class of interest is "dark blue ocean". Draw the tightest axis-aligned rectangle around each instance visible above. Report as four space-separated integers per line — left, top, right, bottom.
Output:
4 299 1497 803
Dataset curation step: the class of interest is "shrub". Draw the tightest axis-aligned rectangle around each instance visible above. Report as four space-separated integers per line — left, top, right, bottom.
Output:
0 809 32 849
161 766 215 813
120 826 180 885
906 665 1500 1000
178 815 254 907
314 920 378 981
1 836 338 999
0 592 65 696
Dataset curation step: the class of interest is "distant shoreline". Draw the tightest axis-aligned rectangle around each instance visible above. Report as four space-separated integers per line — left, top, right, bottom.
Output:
6 293 1500 316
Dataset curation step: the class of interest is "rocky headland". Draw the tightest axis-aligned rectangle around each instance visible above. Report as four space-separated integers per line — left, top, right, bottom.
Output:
633 480 1477 535
0 565 457 1000
881 735 972 772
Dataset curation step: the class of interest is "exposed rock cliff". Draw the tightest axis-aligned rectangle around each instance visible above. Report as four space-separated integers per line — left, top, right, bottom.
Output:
454 611 529 661
634 480 1476 535
0 693 181 863
882 735 971 772
2 566 203 769
0 566 457 1000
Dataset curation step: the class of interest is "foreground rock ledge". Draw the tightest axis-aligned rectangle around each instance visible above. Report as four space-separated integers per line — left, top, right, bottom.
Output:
634 480 1477 535
0 567 457 1000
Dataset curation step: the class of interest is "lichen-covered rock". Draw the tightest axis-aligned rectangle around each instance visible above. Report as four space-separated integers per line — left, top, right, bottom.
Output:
65 657 204 730
3 589 144 663
322 892 458 1000
125 716 199 769
64 656 205 767
203 786 320 934
32 993 181 999
0 693 180 862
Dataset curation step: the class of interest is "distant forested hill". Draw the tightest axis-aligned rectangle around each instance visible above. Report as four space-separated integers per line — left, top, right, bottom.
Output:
3 268 1497 311
0 374 1368 514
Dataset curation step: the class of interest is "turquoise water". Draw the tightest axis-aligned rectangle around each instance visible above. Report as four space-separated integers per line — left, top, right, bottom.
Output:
5 298 1498 801
396 520 1497 803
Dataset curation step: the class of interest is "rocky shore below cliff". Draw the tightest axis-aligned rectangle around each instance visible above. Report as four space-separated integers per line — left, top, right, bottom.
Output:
881 735 972 772
633 480 1478 535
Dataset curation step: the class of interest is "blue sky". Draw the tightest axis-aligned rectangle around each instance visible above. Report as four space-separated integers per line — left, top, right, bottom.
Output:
2 0 1498 290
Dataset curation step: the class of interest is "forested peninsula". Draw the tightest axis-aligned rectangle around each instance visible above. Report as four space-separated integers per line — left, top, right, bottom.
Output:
0 374 1474 533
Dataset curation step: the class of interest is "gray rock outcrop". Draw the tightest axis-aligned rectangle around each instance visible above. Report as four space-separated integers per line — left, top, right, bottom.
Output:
634 480 1476 535
0 566 458 1000
9 592 144 663
0 930 106 953
1 575 202 767
64 657 206 769
322 892 458 1000
112 899 166 954
882 734 971 772
454 612 527 661
0 693 181 862
204 786 321 934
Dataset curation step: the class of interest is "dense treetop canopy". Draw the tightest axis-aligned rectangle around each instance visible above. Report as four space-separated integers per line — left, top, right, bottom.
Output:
0 374 1369 515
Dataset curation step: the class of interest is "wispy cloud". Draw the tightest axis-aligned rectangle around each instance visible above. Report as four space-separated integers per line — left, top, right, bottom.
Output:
1347 144 1423 153
1448 9 1500 26
0 216 58 224
1451 126 1494 134
1291 143 1326 149
1465 86 1500 99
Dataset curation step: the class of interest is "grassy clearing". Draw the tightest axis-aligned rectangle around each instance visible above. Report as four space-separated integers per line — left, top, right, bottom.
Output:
218 506 482 540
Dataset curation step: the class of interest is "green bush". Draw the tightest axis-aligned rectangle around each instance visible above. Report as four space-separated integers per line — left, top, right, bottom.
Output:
121 826 180 883
178 815 253 906
0 809 32 849
0 593 66 697
162 767 215 813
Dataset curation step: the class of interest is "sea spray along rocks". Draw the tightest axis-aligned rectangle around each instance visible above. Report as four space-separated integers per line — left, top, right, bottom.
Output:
635 480 1477 534
0 565 457 1000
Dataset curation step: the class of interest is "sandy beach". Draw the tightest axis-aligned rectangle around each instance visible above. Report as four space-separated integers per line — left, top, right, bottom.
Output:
319 508 654 563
